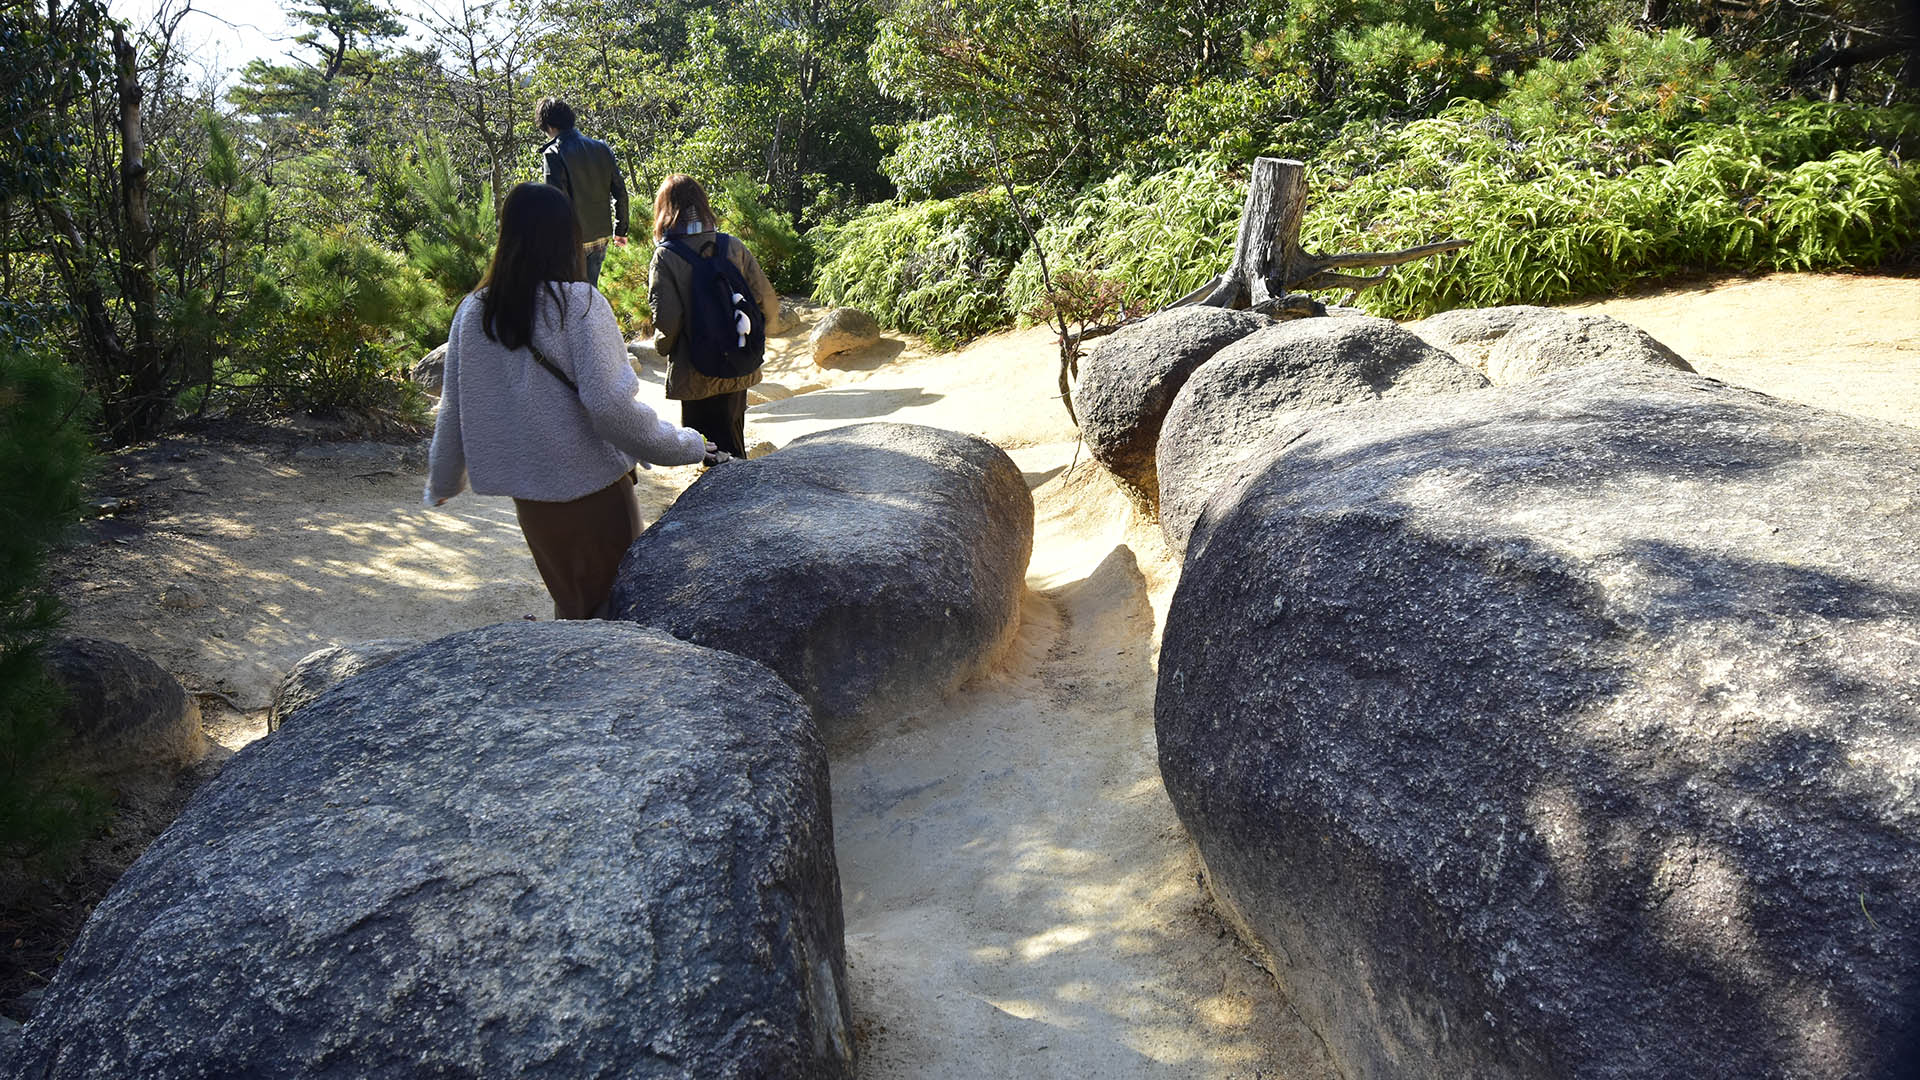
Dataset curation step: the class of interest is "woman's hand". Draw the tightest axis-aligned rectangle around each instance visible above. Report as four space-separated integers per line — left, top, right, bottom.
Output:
701 440 733 468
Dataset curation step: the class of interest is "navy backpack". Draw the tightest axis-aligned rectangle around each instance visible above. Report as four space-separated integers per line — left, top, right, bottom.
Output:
659 233 766 379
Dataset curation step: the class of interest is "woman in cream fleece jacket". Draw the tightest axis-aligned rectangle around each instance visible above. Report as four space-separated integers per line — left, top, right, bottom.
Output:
426 182 708 618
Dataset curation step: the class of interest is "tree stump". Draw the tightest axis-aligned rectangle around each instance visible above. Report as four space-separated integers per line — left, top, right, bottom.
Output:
1178 157 1468 317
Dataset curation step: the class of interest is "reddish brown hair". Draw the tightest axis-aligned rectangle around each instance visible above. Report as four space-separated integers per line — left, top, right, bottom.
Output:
652 174 716 241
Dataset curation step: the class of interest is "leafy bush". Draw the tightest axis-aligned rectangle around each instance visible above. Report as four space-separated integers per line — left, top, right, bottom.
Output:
985 95 1920 332
598 240 654 337
1501 26 1756 143
1005 163 1243 317
712 173 809 292
812 189 1029 348
0 337 105 873
1304 100 1920 317
402 138 497 336
236 226 437 416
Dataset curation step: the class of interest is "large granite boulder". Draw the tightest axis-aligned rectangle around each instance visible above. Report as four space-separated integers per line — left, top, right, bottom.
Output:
1157 364 1920 1080
606 423 1031 734
1156 315 1487 557
410 343 447 399
266 638 421 732
41 637 203 779
1401 304 1559 372
11 622 854 1080
1406 307 1692 384
1484 311 1692 384
1071 306 1270 500
809 308 882 364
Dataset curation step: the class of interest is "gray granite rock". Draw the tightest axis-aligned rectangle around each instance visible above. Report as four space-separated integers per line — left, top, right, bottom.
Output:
607 423 1031 735
809 308 882 364
1158 364 1920 1080
410 342 447 399
12 622 854 1080
1484 311 1692 385
1403 304 1560 372
769 300 802 335
1071 306 1270 501
41 637 203 779
1156 315 1487 558
1406 307 1692 385
267 638 421 732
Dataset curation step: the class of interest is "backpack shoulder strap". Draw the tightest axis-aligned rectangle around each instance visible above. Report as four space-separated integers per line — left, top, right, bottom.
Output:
660 236 704 265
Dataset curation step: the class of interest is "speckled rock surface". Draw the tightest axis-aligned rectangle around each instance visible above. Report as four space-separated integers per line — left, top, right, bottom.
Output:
1157 364 1920 1080
11 622 854 1080
1406 307 1692 385
1402 304 1560 372
1071 306 1269 501
1486 312 1693 384
809 308 882 363
410 342 447 399
1156 315 1487 558
41 636 203 778
606 423 1031 734
266 638 421 732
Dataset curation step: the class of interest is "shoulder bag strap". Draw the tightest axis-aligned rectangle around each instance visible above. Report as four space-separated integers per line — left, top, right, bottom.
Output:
527 341 578 393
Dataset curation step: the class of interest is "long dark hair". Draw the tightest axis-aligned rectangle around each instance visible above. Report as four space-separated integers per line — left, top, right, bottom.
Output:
477 182 585 350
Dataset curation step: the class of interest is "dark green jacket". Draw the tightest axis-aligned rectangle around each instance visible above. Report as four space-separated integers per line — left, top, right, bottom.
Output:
540 129 629 243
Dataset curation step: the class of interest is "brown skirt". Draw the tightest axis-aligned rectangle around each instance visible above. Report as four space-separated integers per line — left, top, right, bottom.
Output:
512 473 643 620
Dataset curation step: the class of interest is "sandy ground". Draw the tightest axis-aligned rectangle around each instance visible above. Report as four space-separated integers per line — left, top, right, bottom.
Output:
42 271 1920 1077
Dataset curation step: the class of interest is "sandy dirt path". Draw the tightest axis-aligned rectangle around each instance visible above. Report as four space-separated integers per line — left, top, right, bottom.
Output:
44 272 1919 1077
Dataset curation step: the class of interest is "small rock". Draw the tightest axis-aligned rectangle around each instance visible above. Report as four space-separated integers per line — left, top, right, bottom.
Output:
41 637 204 781
625 339 660 373
156 582 207 612
809 308 882 364
747 441 777 460
768 300 801 335
410 343 448 399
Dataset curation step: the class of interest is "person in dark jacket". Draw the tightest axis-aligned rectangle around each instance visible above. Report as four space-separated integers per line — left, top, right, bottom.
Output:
535 97 629 285
647 174 779 458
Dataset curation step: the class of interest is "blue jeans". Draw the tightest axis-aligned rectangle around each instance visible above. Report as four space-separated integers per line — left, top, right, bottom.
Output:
584 242 609 286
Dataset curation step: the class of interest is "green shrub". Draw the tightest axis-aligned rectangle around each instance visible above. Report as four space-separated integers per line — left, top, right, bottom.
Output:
1305 100 1920 317
811 189 1029 348
236 226 437 416
1501 25 1757 146
0 336 105 873
402 138 496 338
598 240 654 336
712 173 809 292
1005 163 1243 317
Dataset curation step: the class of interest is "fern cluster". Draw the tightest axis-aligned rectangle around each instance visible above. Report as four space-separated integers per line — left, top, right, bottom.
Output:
815 94 1919 341
811 189 1028 348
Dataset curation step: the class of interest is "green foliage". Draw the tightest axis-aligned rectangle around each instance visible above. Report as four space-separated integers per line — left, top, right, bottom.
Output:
1501 26 1755 141
1005 163 1244 317
597 240 653 335
0 339 105 872
239 227 437 415
400 138 497 339
812 190 1028 348
1303 99 1920 317
712 174 808 292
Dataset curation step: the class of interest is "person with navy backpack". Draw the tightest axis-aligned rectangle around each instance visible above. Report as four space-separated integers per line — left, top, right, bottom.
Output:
646 174 779 457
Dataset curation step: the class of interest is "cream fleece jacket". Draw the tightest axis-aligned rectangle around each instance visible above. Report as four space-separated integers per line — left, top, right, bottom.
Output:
425 283 706 505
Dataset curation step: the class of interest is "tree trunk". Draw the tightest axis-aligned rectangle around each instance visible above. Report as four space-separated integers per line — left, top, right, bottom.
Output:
1184 156 1467 316
113 25 170 443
